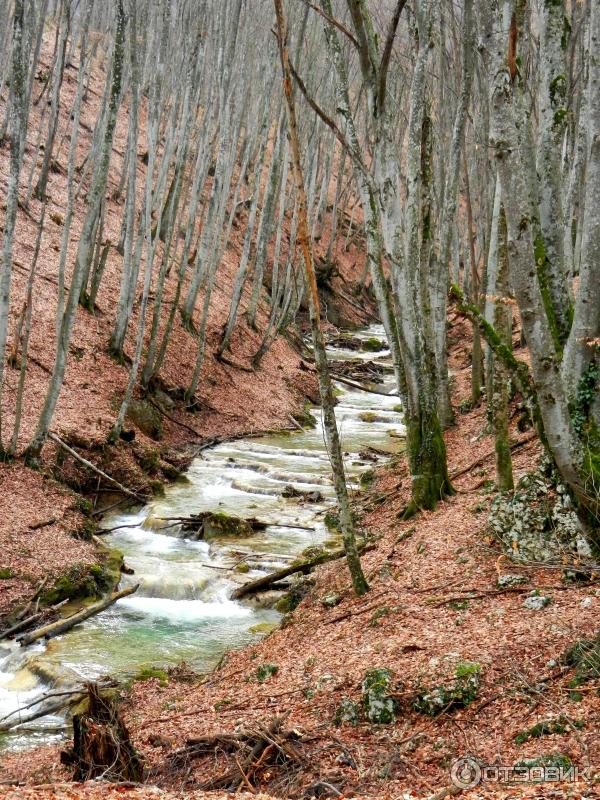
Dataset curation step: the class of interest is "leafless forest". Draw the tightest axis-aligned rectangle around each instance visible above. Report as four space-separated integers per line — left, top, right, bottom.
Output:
0 1 599 798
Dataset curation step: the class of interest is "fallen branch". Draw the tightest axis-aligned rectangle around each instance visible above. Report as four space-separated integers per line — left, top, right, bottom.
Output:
0 612 43 641
450 432 537 481
28 517 57 531
16 577 48 620
231 543 375 600
330 373 396 396
0 691 86 733
18 584 139 646
49 432 146 503
147 397 202 438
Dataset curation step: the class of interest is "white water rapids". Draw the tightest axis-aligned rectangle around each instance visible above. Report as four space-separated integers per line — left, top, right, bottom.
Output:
0 325 404 751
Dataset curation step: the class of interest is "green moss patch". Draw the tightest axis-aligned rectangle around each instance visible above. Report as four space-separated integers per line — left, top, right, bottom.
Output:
414 661 481 716
130 666 169 687
42 549 123 607
256 663 278 683
514 716 583 745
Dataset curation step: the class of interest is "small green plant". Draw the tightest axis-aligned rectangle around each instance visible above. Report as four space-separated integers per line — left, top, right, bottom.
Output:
256 663 279 683
0 567 14 579
359 468 376 489
514 754 573 778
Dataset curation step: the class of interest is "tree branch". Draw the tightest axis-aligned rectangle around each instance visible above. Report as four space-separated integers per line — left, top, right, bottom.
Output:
288 59 353 156
378 0 407 111
298 0 359 49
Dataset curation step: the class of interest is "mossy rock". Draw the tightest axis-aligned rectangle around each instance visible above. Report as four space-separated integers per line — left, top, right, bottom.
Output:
334 698 361 726
414 661 481 716
74 517 97 541
127 399 163 440
514 716 583 745
361 337 386 353
359 468 376 489
487 462 587 563
321 592 341 608
149 479 165 497
324 510 340 533
42 549 123 607
234 562 250 574
291 404 317 429
275 578 313 613
138 447 161 475
298 545 326 562
203 512 254 540
160 461 183 481
249 621 279 635
362 668 397 724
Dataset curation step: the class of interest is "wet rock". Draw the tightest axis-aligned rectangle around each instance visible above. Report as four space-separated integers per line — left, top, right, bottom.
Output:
282 485 324 502
361 337 387 352
183 511 256 540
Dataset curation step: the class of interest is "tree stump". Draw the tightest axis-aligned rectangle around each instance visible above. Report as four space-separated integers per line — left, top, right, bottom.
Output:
61 683 144 782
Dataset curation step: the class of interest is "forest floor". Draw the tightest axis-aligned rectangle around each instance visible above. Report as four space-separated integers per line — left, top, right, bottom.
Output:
2 317 598 800
0 30 374 619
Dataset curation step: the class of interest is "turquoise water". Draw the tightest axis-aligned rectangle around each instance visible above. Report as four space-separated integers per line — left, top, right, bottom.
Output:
0 325 403 750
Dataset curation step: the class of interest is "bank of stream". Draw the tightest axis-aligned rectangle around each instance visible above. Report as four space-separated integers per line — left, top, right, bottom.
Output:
0 325 404 752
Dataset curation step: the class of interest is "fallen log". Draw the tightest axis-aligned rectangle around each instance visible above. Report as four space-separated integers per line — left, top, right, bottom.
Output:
0 691 86 733
231 543 374 600
330 374 396 396
18 584 139 646
49 432 146 503
0 612 43 641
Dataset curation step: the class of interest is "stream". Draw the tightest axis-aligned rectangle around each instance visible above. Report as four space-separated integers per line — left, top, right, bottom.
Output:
0 325 404 752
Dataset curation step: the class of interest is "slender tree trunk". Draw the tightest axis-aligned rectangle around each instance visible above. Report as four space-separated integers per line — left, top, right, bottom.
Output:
0 0 27 454
274 0 368 597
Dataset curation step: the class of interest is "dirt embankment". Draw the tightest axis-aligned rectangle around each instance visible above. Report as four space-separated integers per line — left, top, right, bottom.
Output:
3 318 598 800
0 33 374 619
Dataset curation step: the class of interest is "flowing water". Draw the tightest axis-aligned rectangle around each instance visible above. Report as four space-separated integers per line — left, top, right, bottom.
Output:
0 325 403 751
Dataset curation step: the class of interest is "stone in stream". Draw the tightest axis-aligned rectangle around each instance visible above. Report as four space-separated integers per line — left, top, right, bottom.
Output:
281 484 324 502
182 511 266 540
